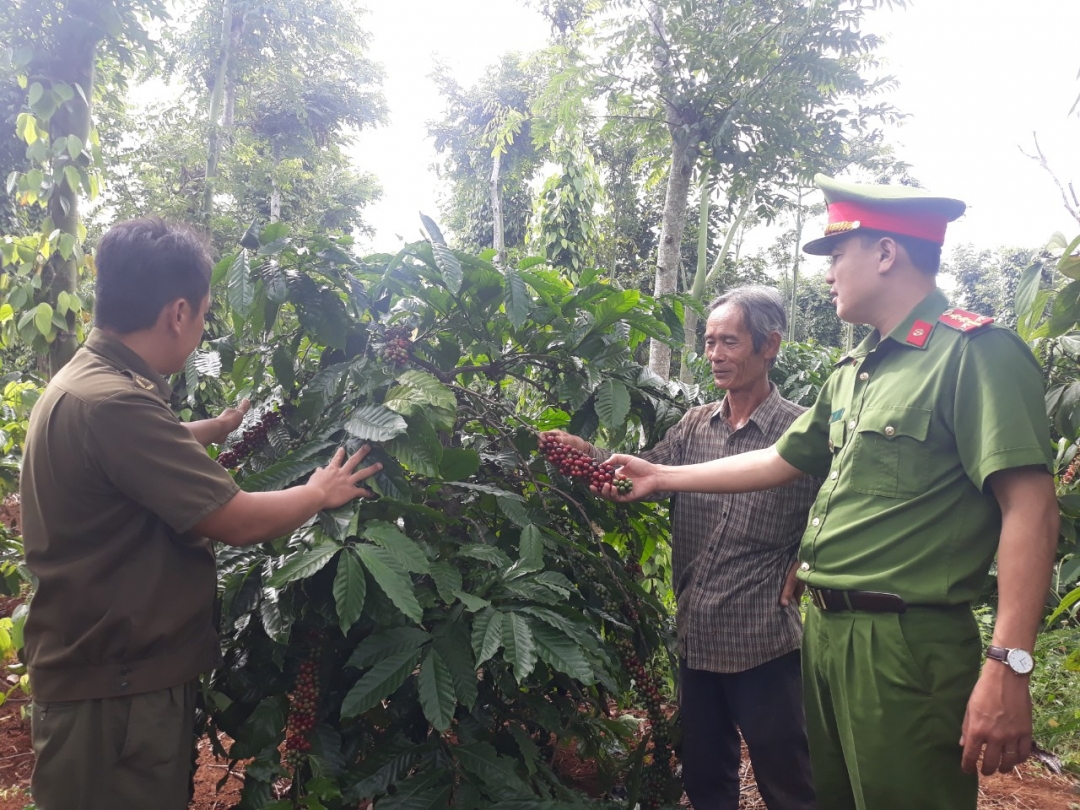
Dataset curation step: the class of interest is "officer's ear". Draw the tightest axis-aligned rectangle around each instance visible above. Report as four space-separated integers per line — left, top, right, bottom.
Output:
875 237 899 275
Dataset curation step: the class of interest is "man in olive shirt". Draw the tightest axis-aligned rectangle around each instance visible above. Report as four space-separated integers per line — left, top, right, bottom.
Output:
597 176 1058 810
545 287 817 809
20 218 382 810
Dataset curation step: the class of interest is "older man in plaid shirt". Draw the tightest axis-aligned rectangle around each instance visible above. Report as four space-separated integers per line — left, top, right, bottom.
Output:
545 286 818 809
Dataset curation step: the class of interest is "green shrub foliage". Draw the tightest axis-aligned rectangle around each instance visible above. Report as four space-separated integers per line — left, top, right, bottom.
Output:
200 220 693 809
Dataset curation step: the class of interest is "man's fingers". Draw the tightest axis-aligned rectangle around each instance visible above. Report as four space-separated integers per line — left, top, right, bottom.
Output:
329 447 346 467
343 445 372 471
349 462 383 484
238 399 252 414
980 742 1004 776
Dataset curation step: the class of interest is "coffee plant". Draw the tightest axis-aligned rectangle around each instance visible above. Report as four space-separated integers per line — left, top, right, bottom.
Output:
195 217 694 809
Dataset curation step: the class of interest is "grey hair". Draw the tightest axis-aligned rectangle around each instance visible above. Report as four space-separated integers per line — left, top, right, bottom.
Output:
707 285 787 364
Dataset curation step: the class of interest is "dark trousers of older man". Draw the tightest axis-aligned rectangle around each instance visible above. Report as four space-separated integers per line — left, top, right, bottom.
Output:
679 650 815 810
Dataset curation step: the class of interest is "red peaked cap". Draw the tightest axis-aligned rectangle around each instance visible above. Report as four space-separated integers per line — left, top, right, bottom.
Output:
802 174 967 256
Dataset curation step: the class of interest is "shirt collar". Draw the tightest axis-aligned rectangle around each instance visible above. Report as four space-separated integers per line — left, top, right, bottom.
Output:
84 328 172 400
838 288 950 365
715 382 785 433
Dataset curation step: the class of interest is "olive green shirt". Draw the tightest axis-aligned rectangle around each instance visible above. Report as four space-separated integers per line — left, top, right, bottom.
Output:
20 329 239 702
775 289 1052 605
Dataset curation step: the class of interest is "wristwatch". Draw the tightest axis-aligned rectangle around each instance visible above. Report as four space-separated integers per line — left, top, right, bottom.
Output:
985 645 1035 675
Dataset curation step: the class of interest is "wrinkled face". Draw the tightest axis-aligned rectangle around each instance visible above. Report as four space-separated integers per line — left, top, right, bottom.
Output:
824 234 880 324
703 303 775 394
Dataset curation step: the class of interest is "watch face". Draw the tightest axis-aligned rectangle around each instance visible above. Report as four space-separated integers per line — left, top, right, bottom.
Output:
1006 648 1034 674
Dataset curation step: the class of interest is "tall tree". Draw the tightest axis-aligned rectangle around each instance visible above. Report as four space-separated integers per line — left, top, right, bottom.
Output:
588 0 901 377
429 54 546 253
2 0 166 375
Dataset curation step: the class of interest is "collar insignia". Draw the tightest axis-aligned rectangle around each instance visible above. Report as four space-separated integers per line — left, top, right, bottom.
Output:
905 319 934 348
133 374 157 391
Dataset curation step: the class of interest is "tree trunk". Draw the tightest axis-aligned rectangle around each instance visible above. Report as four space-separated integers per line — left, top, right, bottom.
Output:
270 174 281 223
203 0 234 223
679 179 711 383
490 149 505 264
649 130 696 379
647 0 697 379
788 188 805 342
45 17 98 376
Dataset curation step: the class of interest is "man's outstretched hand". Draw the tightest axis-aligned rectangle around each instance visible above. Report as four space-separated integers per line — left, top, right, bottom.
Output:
590 454 660 502
310 446 383 509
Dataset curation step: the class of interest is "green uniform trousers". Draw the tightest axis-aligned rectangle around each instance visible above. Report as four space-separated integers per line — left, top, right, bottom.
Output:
803 604 982 810
30 680 197 810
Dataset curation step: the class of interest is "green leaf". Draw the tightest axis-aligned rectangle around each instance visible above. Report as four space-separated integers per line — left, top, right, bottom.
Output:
361 522 430 574
374 772 451 810
27 82 43 107
417 648 456 731
266 544 340 588
471 608 504 665
456 544 513 568
518 525 544 569
347 627 430 670
454 743 529 797
33 302 53 336
428 561 463 603
227 251 254 317
333 549 367 634
1014 261 1043 333
595 378 631 431
272 343 295 391
502 612 537 682
497 495 531 528
432 631 478 710
439 448 479 481
344 404 408 442
454 591 490 611
527 617 594 683
356 544 422 623
385 414 442 477
420 214 462 294
383 371 457 413
340 647 421 718
503 267 531 328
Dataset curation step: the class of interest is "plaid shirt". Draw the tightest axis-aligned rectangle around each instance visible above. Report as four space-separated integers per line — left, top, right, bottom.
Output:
595 385 820 673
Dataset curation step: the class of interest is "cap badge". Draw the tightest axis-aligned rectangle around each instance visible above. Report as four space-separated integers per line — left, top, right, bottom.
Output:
824 220 861 236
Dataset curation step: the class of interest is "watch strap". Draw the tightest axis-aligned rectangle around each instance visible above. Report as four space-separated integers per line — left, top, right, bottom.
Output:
985 645 1008 663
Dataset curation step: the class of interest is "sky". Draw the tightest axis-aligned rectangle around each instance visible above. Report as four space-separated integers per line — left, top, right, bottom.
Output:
348 0 1080 255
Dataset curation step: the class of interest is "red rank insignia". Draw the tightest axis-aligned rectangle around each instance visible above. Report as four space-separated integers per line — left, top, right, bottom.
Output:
905 319 933 347
938 308 994 333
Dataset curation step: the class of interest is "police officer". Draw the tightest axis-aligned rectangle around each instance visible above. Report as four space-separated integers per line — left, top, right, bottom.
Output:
20 217 383 810
596 176 1058 810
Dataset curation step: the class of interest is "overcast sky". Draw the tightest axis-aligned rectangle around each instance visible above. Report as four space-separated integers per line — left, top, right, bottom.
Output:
348 0 1080 255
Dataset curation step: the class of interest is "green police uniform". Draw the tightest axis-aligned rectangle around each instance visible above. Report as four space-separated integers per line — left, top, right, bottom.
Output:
773 176 1054 809
20 328 240 810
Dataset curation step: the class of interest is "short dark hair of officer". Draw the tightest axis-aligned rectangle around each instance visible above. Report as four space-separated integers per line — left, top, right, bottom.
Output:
855 231 942 276
94 217 213 334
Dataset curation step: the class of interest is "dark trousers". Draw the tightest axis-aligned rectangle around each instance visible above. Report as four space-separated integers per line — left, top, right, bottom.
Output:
679 651 815 810
30 681 197 810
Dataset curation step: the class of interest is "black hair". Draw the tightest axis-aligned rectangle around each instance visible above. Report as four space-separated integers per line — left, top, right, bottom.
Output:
94 217 213 333
857 230 942 276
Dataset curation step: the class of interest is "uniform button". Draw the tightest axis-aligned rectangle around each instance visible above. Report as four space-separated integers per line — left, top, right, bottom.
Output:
120 666 131 675
885 426 896 436
120 681 129 690
848 419 856 430
811 517 821 527
830 470 838 480
800 562 810 572
859 372 869 381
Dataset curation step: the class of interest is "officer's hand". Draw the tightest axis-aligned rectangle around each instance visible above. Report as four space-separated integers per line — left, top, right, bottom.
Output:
959 663 1033 775
539 429 592 454
212 399 251 444
591 454 656 503
779 561 805 606
309 446 383 509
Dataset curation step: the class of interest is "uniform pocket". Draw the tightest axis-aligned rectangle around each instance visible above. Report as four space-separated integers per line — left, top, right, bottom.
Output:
849 407 932 499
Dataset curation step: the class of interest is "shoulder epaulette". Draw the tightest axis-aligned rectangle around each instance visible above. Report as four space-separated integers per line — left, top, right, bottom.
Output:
938 307 994 333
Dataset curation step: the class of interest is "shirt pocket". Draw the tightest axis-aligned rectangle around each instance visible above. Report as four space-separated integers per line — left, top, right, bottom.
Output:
849 406 932 499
